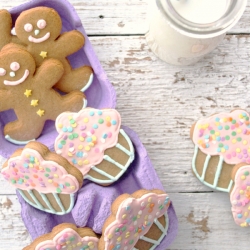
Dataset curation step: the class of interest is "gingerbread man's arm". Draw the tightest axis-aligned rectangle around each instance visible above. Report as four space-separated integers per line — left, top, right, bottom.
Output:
56 30 85 57
0 90 14 111
34 59 64 89
0 10 12 49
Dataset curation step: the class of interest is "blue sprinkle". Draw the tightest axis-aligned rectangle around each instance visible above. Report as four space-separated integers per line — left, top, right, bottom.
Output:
216 136 221 141
59 184 64 189
23 163 29 168
86 137 92 142
58 144 63 149
205 143 210 148
237 214 243 219
218 125 223 130
224 145 229 150
215 117 220 122
97 110 103 115
29 156 35 163
103 133 108 139
114 245 121 249
217 148 221 152
76 152 84 158
68 127 73 132
72 159 77 164
204 135 209 139
246 218 250 223
93 124 98 129
89 111 95 116
243 113 247 117
111 120 117 125
62 127 68 132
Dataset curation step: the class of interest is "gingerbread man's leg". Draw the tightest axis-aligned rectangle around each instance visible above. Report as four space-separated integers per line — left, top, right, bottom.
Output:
0 10 12 50
54 59 93 93
4 118 45 144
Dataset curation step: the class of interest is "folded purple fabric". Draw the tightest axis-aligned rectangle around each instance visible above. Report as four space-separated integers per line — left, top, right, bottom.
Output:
0 0 116 158
18 126 178 249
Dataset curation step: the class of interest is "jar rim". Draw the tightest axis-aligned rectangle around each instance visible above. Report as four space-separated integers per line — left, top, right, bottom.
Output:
158 0 247 38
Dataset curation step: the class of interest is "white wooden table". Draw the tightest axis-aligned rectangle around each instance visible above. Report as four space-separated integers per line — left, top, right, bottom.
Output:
1 0 250 249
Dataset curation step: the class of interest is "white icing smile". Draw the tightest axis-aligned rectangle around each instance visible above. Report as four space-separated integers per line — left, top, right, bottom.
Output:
28 32 50 43
4 70 29 86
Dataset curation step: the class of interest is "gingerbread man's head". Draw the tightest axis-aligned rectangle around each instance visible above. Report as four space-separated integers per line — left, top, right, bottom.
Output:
15 7 62 45
0 45 36 90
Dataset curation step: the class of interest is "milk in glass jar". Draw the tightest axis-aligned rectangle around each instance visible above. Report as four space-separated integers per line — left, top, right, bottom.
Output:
146 0 247 65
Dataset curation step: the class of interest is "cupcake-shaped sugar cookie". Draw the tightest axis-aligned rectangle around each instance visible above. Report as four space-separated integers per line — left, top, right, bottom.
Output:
55 108 134 186
1 142 83 215
230 163 250 227
99 189 170 250
191 110 250 192
23 223 99 250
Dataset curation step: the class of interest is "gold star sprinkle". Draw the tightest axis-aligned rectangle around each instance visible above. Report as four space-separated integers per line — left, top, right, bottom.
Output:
39 51 47 59
36 109 45 117
24 89 32 97
31 100 39 107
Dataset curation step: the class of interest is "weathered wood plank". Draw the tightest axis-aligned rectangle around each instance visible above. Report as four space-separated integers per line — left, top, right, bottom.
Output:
0 193 249 249
0 0 249 35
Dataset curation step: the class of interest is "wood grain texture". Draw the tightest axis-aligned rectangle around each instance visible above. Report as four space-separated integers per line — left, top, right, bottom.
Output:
1 0 250 249
0 0 249 35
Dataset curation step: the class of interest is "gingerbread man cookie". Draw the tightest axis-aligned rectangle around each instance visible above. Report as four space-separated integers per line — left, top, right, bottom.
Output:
15 6 93 93
0 44 85 144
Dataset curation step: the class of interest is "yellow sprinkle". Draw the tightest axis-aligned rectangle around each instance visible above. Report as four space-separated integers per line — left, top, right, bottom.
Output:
236 148 241 153
117 237 122 242
36 109 45 117
240 190 244 195
78 160 83 166
70 186 75 190
83 118 89 123
80 137 85 142
85 146 90 151
204 123 209 128
77 242 82 246
68 116 72 120
248 206 250 210
25 154 30 158
148 197 152 202
106 116 111 121
125 233 130 238
71 123 77 128
122 214 127 219
223 118 227 122
89 142 94 147
232 139 237 144
237 129 242 134
83 160 90 165
243 140 248 145
198 124 202 129
92 135 97 141
66 241 70 244
215 132 220 136
215 122 220 126
108 234 113 239
241 175 246 180
29 164 34 168
48 179 53 183
39 51 47 59
78 145 83 150
244 212 248 217
134 233 138 237
68 152 73 157
57 123 63 129
247 186 250 191
54 174 58 178
144 215 148 220
239 114 243 119
221 148 225 153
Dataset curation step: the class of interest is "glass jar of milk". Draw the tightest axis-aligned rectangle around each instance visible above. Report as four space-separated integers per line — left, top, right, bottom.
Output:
146 0 247 65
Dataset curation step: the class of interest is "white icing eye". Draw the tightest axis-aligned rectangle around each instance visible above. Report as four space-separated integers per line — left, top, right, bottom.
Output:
0 68 6 76
37 19 46 29
10 72 15 77
10 62 20 71
24 23 33 32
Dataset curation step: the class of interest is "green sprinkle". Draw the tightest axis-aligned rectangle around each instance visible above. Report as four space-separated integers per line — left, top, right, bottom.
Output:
56 188 62 193
237 137 242 142
11 179 16 184
98 118 104 124
245 171 249 176
219 143 224 148
232 120 236 124
46 168 51 172
132 216 137 221
69 236 75 241
225 125 230 130
61 140 66 145
225 135 230 140
246 117 249 121
115 228 120 232
232 131 236 136
122 226 126 232
69 134 74 140
73 133 79 138
129 240 134 244
45 173 49 177
25 176 29 179
65 182 70 187
70 119 75 124
210 130 215 135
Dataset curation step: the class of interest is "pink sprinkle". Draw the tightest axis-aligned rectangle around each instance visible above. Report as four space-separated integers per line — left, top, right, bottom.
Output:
81 132 87 138
242 185 246 190
238 154 243 159
95 148 100 153
232 152 236 157
124 240 128 245
108 132 112 138
231 125 235 130
38 178 43 181
63 233 68 238
129 226 134 232
199 129 204 133
226 154 231 159
91 129 95 134
56 245 61 250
